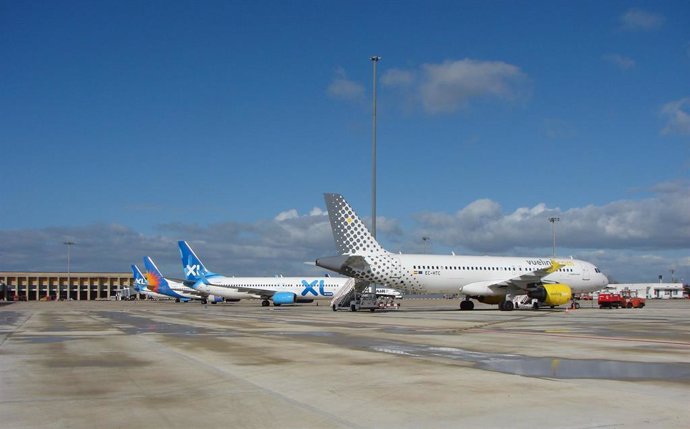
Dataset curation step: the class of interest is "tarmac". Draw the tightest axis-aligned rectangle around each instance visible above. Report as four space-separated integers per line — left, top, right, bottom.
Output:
1 298 689 428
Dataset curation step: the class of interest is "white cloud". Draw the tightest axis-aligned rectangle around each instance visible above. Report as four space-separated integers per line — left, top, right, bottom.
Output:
308 207 325 216
381 59 528 114
1 182 689 283
381 68 415 86
414 183 690 253
620 8 664 31
275 209 299 221
660 98 690 136
327 68 365 101
602 53 635 70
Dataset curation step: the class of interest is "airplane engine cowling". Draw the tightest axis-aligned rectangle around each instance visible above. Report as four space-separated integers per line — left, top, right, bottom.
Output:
477 295 504 305
209 295 224 303
528 284 572 306
272 292 296 305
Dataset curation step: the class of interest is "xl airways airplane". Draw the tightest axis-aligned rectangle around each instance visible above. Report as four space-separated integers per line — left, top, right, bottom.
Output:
315 193 609 311
143 256 223 304
179 241 355 307
131 265 170 300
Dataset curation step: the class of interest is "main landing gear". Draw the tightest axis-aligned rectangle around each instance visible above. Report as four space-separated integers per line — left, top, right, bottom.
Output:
459 299 474 310
261 300 270 307
498 299 514 311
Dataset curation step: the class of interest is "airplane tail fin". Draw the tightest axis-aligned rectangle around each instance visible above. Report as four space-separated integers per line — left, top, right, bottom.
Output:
143 256 170 292
324 193 385 256
131 264 147 292
178 240 215 281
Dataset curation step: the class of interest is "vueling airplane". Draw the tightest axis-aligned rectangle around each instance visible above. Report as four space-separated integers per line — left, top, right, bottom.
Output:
179 240 355 307
143 256 223 304
131 264 170 300
315 193 609 311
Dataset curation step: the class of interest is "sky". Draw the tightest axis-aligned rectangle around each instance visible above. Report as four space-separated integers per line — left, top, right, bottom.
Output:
1 0 689 284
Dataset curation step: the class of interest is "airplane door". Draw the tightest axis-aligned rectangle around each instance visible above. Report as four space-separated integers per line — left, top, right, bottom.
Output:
582 266 591 281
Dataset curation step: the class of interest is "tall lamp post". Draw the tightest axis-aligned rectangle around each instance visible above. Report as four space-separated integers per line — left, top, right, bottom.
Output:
64 241 75 300
370 55 380 239
422 236 431 253
548 217 560 257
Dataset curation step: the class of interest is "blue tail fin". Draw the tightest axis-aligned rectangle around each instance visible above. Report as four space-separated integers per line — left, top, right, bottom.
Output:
178 240 215 281
131 264 147 292
143 256 171 294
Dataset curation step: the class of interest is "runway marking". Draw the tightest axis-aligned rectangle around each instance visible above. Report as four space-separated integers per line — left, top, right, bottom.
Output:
470 328 690 347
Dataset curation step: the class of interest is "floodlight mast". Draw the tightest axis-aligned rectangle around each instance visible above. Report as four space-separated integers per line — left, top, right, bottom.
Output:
370 55 380 239
548 217 560 257
64 241 75 300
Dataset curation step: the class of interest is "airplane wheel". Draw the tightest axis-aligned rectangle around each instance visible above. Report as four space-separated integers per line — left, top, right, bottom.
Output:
460 300 474 310
261 300 269 307
503 300 514 311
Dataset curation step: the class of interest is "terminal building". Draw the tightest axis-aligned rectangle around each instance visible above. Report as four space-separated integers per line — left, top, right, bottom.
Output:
0 272 133 301
603 283 686 299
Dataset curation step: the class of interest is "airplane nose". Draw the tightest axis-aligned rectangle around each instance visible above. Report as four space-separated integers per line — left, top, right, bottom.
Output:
601 273 610 286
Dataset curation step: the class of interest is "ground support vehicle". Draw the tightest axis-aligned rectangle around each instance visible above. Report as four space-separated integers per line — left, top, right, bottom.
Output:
620 290 646 308
598 293 623 309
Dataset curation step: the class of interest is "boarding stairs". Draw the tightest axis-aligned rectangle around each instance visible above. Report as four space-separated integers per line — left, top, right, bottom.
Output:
330 278 356 309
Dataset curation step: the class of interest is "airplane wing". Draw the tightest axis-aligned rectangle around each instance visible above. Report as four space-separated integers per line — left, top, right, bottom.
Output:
463 260 564 294
199 277 275 299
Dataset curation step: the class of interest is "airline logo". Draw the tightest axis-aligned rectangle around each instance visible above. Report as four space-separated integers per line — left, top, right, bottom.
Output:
185 264 201 278
300 280 333 297
145 271 162 293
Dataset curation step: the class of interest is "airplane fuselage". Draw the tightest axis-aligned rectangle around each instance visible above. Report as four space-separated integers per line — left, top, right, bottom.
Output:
320 253 608 296
194 276 350 301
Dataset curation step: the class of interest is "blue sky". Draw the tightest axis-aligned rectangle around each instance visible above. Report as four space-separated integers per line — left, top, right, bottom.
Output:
1 1 689 283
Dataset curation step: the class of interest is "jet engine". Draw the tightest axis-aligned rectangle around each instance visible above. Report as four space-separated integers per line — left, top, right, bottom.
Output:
477 295 503 305
272 292 315 306
208 295 224 304
527 284 572 306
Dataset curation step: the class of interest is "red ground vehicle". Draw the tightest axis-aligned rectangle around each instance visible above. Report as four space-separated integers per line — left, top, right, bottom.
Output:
598 293 622 309
620 290 645 308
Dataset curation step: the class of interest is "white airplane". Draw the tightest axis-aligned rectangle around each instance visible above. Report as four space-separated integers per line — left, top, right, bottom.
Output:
315 193 609 311
143 256 224 304
131 264 171 300
375 286 403 299
179 240 355 307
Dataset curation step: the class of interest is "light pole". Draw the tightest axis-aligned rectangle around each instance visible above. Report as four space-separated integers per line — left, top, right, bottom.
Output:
422 236 431 253
548 217 560 257
64 241 75 300
370 55 380 239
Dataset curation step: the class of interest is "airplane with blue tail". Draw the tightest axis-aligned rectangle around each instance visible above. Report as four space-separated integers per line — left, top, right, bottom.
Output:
131 264 171 300
179 240 354 307
143 256 224 304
